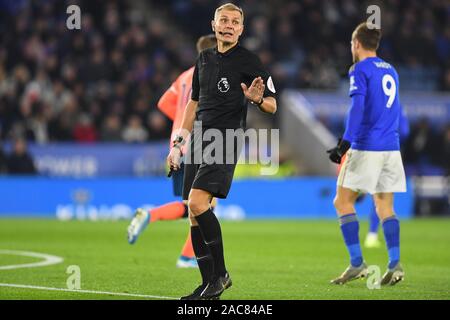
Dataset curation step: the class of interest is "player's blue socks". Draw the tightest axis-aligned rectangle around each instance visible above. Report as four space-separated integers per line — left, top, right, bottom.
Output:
369 203 380 233
382 216 400 269
339 213 363 267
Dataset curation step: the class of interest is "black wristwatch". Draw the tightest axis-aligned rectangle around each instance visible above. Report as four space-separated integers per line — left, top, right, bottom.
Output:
172 135 184 146
172 135 185 154
250 97 264 107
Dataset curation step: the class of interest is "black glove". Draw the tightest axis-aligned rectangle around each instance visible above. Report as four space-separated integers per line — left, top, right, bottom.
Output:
327 138 351 164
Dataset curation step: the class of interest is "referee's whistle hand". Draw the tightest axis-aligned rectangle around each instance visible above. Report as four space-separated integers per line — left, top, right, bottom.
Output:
167 147 182 171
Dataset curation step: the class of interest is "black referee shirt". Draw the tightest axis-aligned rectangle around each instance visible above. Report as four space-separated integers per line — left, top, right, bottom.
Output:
191 43 276 129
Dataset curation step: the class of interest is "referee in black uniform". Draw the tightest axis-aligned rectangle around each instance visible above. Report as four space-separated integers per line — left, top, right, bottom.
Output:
167 3 277 300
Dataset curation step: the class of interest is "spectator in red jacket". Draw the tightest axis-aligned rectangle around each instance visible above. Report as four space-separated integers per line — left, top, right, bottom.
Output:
73 114 97 143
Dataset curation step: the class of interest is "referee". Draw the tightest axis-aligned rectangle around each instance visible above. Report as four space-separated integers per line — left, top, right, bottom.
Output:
167 3 277 300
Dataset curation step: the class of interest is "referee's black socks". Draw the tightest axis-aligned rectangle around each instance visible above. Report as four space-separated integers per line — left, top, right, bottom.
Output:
190 225 214 285
195 208 227 279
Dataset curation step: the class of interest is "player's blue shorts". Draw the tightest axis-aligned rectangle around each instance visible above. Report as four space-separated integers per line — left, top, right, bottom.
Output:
172 162 185 197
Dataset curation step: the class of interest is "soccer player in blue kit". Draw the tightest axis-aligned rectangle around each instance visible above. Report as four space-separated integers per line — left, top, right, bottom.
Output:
364 107 409 248
327 22 406 285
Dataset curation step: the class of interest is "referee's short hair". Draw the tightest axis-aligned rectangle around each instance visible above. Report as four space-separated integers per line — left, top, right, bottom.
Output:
196 34 216 53
214 3 244 23
353 22 382 51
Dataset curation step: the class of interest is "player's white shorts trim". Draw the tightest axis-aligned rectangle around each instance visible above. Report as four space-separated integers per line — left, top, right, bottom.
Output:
337 149 407 194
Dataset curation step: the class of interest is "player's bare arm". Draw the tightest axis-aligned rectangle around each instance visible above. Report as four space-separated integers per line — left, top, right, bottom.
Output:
241 77 277 114
167 99 198 170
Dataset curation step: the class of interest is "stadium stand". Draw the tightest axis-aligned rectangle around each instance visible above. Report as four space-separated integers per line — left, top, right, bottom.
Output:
0 0 448 179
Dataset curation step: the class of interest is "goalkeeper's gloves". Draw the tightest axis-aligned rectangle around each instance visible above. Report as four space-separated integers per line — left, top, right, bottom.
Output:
326 138 351 164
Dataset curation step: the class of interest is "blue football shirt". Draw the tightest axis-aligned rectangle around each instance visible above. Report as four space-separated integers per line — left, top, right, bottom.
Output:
345 57 401 151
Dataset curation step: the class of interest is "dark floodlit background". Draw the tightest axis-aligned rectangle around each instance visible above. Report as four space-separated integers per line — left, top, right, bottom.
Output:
0 0 449 219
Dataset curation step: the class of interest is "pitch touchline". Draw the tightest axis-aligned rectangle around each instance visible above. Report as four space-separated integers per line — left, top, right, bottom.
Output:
0 283 177 300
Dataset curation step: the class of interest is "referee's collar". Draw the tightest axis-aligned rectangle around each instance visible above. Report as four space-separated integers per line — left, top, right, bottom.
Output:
214 42 240 57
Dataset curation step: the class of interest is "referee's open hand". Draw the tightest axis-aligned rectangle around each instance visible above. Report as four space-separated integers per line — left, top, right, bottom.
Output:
241 77 264 104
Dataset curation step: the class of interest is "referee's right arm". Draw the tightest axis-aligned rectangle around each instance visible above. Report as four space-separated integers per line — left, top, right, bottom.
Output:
167 57 200 170
167 98 197 170
177 99 198 140
175 56 201 141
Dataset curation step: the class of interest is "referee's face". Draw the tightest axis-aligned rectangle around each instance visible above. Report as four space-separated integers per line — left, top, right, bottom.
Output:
212 9 243 46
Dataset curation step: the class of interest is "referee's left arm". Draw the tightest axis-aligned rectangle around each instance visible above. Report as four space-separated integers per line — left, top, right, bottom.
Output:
241 76 277 114
258 96 277 114
241 52 277 114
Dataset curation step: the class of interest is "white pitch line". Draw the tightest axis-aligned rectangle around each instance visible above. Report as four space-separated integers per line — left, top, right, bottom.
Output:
0 283 177 300
0 250 63 270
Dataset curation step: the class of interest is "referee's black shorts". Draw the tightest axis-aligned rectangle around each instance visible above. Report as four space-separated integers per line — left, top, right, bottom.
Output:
182 128 243 200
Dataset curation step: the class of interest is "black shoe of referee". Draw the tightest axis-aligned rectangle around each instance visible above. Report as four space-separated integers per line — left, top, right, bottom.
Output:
200 273 232 299
180 283 207 300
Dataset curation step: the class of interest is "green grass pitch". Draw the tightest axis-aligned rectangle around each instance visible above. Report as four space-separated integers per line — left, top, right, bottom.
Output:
0 218 449 300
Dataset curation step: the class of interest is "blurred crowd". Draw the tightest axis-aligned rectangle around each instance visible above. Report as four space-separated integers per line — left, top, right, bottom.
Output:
404 120 450 175
165 0 450 91
0 137 36 175
0 0 449 175
0 0 190 144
